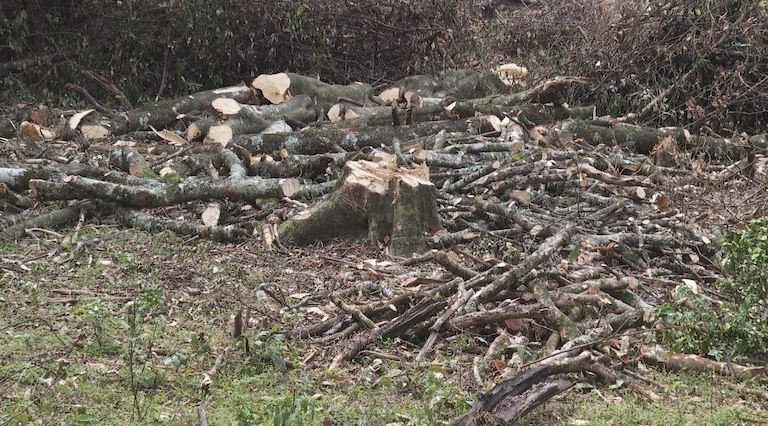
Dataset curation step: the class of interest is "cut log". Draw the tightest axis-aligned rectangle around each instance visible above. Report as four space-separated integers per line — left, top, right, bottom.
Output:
279 154 442 256
252 72 373 113
230 119 486 156
110 147 151 177
203 95 316 146
29 175 303 208
106 85 254 136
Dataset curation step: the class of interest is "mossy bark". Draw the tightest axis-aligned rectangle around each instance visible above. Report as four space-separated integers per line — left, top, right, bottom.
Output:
279 157 442 256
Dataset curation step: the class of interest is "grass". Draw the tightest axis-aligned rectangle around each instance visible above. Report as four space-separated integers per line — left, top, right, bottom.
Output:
1 227 766 425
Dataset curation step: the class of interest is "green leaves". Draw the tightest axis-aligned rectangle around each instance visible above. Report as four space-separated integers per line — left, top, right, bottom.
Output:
657 220 768 362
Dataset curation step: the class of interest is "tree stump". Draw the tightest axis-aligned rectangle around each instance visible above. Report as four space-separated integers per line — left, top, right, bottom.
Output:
279 153 442 256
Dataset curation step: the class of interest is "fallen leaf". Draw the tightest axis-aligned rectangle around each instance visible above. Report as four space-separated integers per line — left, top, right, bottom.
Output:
68 109 95 130
150 125 188 146
30 108 49 126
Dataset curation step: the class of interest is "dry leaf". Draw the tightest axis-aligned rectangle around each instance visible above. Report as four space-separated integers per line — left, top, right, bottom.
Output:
150 125 188 146
30 108 49 126
18 121 45 141
80 124 109 140
69 109 95 130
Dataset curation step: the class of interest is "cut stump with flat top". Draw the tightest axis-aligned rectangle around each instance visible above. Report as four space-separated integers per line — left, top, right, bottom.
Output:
279 154 442 256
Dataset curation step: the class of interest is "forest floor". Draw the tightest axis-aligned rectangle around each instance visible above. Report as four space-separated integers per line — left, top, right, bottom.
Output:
1 227 767 425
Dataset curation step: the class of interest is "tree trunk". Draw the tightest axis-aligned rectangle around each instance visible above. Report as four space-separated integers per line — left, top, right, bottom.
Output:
279 154 442 256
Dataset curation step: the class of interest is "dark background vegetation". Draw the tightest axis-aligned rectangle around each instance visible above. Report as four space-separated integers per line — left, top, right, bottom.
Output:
1 0 766 133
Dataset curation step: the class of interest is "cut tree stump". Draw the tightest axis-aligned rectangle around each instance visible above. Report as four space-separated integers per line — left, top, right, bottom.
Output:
278 153 442 256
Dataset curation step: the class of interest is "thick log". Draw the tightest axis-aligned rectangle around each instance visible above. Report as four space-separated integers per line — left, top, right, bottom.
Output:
203 95 316 145
252 72 372 113
556 119 768 158
29 175 302 208
230 119 480 156
106 85 254 135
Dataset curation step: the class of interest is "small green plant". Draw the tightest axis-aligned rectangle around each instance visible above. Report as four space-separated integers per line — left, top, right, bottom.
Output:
246 329 289 373
418 371 470 425
236 394 316 426
658 220 768 361
469 237 522 264
73 300 120 354
124 283 166 420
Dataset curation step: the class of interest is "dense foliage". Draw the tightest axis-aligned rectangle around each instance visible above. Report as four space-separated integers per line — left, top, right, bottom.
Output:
659 220 768 362
0 0 478 102
500 0 768 135
3 1 766 135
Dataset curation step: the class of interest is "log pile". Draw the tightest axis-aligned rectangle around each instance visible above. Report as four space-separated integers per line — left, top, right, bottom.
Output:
1 68 766 423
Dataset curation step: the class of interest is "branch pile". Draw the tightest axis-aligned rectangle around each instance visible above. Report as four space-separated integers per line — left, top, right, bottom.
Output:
2 67 766 423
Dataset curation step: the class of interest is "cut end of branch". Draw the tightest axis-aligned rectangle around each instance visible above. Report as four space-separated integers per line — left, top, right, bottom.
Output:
252 73 292 104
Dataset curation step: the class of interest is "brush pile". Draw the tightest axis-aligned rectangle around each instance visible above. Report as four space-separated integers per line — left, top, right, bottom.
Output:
2 68 766 424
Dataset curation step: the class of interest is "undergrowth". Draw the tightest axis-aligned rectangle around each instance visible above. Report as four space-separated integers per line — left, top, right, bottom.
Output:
658 220 768 362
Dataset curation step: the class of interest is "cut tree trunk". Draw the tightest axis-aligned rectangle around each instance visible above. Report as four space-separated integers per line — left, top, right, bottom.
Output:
106 85 255 136
382 69 508 100
252 72 373 114
201 94 316 145
230 119 490 155
279 154 442 256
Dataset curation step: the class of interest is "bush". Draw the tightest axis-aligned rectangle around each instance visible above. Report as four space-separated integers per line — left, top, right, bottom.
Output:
498 0 768 134
658 220 768 362
0 0 480 102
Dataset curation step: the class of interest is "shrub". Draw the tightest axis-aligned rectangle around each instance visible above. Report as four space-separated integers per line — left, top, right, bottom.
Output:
0 0 480 102
497 0 768 134
658 220 768 362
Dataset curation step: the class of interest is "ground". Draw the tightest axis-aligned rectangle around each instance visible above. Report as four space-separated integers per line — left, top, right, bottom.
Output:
1 228 766 425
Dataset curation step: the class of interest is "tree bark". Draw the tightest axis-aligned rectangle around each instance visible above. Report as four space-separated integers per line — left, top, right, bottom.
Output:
279 156 442 256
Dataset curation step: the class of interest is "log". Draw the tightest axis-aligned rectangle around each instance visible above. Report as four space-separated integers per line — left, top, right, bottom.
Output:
470 76 592 107
641 346 766 378
279 155 442 256
252 72 372 113
556 119 768 158
116 208 249 242
230 119 493 156
106 85 254 135
452 351 595 426
383 69 508 100
203 95 316 145
1 205 83 240
29 175 303 208
449 303 548 330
